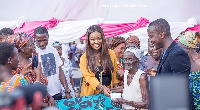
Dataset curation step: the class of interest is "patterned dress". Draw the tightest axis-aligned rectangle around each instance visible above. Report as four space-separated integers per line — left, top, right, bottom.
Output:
117 58 125 86
12 64 48 102
0 74 28 93
61 59 75 98
189 71 200 109
12 64 48 86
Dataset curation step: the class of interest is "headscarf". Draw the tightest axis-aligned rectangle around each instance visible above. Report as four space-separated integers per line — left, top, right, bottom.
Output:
126 35 140 49
125 47 141 60
52 41 62 48
177 31 200 48
7 32 32 49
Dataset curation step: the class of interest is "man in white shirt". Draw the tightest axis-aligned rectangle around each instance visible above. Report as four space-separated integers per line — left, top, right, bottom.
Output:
34 27 72 100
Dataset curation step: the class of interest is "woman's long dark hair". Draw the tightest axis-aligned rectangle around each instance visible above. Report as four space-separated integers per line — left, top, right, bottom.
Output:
86 25 114 73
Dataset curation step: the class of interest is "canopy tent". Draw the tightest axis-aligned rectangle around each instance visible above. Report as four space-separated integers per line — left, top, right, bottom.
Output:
0 0 200 22
0 17 199 52
0 0 200 58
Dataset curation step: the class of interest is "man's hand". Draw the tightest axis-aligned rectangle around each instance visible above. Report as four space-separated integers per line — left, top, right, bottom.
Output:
48 96 56 106
110 86 123 93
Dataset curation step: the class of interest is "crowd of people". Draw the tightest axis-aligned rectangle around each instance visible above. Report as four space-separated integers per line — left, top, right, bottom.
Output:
0 18 200 110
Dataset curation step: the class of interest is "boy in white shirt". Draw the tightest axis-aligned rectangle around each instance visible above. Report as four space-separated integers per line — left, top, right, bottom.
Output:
34 27 72 100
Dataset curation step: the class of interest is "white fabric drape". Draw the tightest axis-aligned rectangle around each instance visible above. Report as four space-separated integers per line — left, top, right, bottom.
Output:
0 17 198 53
48 18 103 60
0 16 25 30
169 17 198 39
48 18 104 44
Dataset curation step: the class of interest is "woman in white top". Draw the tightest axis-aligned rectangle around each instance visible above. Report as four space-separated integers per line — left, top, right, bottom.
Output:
112 47 149 110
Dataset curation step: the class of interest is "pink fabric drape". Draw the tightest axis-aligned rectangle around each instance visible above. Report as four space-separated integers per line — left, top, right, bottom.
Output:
80 17 150 40
185 24 200 33
14 17 60 36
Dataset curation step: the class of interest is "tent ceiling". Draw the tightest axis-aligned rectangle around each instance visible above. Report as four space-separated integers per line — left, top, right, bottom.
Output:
0 0 199 22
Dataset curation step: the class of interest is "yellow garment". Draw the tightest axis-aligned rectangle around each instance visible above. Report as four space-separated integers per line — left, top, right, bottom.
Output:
80 49 119 96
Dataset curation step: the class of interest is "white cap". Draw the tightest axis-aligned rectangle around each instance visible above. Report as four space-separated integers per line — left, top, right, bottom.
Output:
125 47 141 60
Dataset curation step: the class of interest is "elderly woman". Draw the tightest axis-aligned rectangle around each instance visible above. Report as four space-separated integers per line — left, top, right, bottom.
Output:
177 31 200 109
109 36 126 68
7 32 55 107
112 47 149 110
125 35 140 49
109 36 126 85
7 32 45 84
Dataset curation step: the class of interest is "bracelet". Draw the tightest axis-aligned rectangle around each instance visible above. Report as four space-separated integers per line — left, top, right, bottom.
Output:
100 85 103 91
65 89 71 93
100 85 105 94
34 81 43 84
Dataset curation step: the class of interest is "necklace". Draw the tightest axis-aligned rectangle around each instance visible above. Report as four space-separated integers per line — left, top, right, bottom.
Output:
96 67 104 91
98 67 104 109
99 70 103 86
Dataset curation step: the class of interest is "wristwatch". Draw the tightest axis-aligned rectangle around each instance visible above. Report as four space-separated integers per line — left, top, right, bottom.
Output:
65 89 71 93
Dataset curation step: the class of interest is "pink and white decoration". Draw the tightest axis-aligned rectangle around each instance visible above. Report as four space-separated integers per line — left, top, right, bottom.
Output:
0 17 199 52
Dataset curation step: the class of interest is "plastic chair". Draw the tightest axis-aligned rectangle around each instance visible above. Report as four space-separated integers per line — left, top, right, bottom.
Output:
72 68 83 97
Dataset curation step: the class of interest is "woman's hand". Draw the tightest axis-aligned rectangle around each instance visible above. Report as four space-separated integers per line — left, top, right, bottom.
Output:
20 63 32 75
117 69 125 80
102 86 111 97
34 62 42 82
110 86 123 93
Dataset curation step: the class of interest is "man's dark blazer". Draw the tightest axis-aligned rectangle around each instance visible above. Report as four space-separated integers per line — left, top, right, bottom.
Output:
156 41 191 76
